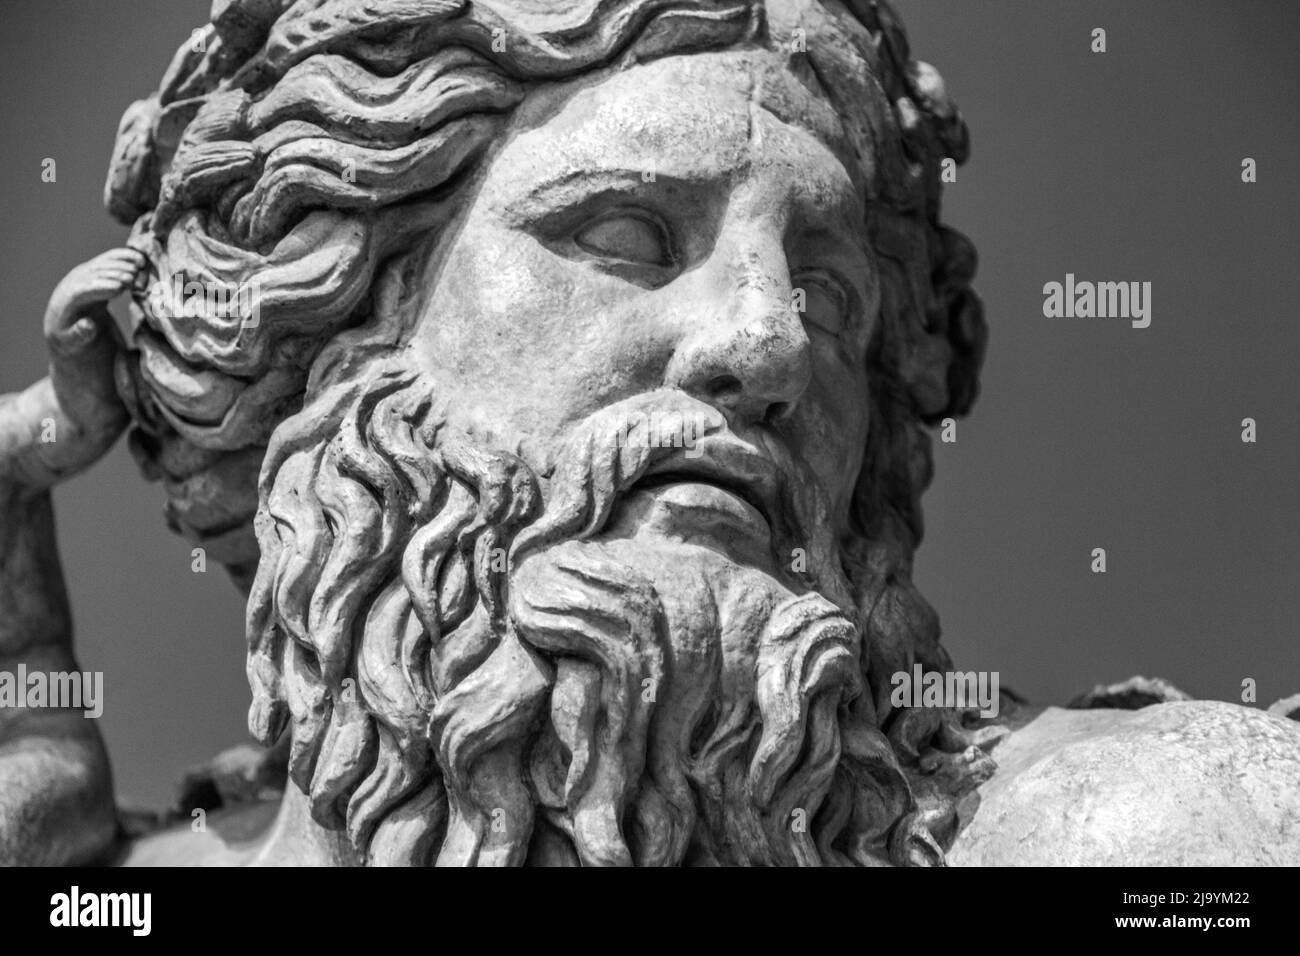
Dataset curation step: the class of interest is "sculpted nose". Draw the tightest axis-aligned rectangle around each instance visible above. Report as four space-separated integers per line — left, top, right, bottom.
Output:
667 244 812 427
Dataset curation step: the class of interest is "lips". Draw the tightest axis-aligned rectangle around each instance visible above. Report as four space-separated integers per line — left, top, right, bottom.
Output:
629 438 783 534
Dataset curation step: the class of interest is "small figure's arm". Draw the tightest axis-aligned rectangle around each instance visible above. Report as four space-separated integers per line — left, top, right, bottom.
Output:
0 248 145 864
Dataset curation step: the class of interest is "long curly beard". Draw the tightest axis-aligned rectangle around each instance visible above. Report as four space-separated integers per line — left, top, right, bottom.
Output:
246 367 953 866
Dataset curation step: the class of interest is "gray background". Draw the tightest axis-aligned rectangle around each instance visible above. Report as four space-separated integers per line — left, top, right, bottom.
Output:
1 1 1296 809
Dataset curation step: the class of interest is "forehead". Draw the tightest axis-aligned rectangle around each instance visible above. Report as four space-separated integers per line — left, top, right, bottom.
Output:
485 49 868 213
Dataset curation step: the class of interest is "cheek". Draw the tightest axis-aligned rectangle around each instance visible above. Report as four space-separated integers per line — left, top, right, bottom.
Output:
427 227 580 368
415 225 678 437
789 344 869 509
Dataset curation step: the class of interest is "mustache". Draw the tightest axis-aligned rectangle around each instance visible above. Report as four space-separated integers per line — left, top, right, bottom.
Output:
508 388 837 588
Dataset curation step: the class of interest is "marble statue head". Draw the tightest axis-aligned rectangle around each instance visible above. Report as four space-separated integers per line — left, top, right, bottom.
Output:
105 0 987 866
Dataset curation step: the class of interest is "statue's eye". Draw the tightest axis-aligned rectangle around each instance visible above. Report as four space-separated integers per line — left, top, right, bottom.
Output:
574 211 674 267
793 270 850 336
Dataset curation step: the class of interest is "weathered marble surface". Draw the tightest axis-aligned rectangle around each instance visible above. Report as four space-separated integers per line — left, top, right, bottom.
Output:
949 702 1300 866
2 0 1296 866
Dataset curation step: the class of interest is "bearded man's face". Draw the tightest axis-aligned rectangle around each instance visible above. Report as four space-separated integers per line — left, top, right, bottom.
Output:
421 48 880 861
413 49 878 535
250 43 934 868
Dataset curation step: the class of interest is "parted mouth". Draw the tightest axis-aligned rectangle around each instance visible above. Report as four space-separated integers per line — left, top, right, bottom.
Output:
631 437 784 534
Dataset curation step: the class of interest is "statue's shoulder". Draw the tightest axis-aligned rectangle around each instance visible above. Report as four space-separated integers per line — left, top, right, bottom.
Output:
115 800 277 867
948 700 1300 865
116 784 358 867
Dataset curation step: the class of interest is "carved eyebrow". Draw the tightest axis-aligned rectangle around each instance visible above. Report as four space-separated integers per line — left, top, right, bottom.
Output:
500 168 725 225
790 186 870 251
497 156 870 269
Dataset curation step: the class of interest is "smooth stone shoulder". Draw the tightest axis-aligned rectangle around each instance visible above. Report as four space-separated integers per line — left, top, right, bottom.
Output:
949 700 1300 865
116 785 357 867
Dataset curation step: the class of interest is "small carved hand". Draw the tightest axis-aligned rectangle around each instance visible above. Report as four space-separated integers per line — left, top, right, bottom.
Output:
44 248 145 351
